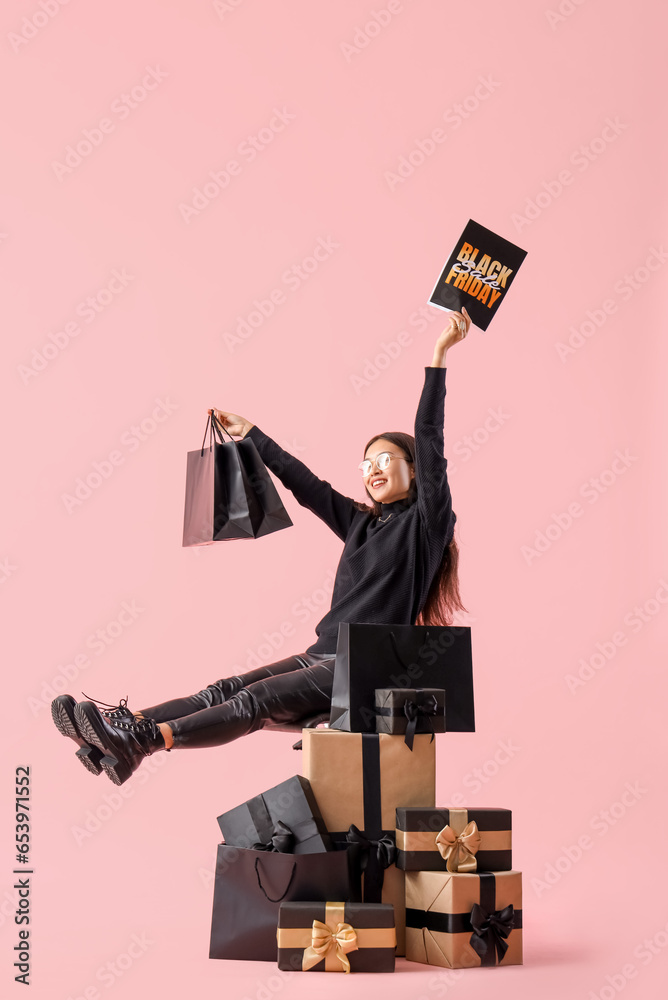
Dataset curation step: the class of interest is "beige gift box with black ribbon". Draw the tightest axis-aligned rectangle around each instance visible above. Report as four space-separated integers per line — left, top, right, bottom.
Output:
301 728 436 955
405 869 523 969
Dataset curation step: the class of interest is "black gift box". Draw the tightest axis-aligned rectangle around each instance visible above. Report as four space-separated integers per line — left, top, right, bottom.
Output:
217 775 331 854
396 807 512 872
277 901 396 972
375 688 446 748
329 623 474 733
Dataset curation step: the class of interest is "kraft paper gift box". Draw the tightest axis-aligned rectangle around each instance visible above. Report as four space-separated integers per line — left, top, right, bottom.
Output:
301 728 436 955
395 807 512 872
374 688 446 748
277 901 396 972
405 870 523 969
217 774 331 854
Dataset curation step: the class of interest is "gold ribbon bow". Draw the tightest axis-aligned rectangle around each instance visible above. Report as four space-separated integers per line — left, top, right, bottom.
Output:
302 914 359 973
435 820 482 873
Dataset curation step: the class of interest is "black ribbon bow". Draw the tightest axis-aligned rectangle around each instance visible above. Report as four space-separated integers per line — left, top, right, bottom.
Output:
250 819 295 853
345 824 397 902
403 693 438 750
469 903 515 965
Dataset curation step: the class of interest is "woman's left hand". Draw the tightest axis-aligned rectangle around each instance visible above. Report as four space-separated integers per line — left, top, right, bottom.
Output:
434 306 471 354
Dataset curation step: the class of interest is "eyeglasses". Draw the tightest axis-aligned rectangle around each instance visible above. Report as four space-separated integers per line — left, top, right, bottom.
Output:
358 452 411 477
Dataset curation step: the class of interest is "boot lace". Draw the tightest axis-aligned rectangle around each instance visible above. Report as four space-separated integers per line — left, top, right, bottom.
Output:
81 693 134 720
81 694 166 753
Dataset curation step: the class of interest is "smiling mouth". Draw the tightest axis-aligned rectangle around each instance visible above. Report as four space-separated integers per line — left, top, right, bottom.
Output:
370 478 387 488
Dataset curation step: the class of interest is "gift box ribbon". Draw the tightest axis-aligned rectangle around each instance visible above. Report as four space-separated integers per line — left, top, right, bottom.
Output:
277 901 397 972
245 791 298 852
250 819 295 853
304 906 358 973
345 824 397 902
470 901 515 965
403 693 438 750
435 820 481 873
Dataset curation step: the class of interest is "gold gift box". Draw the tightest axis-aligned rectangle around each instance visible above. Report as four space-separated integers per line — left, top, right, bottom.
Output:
405 870 523 969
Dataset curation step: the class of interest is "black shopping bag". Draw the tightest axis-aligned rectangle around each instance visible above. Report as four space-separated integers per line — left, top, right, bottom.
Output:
328 623 475 734
234 425 295 539
209 843 361 961
182 412 292 546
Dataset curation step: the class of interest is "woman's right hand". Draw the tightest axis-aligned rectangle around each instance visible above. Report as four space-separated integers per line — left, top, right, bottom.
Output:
210 409 254 438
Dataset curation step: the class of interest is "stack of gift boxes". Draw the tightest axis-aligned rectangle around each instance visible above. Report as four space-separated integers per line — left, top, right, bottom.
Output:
208 624 522 973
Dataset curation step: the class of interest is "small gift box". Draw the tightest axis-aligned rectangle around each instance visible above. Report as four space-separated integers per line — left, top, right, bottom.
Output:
277 901 396 972
217 775 331 854
396 807 512 872
405 870 522 969
375 688 446 748
302 728 436 955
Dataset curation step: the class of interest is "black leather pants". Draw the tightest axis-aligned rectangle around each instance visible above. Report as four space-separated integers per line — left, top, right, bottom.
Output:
137 651 335 749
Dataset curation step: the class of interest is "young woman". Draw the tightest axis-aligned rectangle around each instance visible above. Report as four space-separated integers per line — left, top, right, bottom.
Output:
51 308 470 785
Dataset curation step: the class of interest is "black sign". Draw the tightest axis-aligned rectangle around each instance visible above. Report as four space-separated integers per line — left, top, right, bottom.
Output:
429 219 527 331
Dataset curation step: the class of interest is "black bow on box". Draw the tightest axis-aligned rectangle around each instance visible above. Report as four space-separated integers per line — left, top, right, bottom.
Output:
469 902 515 965
250 820 295 853
374 686 445 749
403 694 439 750
345 824 397 902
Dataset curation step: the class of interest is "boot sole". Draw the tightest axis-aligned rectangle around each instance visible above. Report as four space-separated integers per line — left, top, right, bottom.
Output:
51 696 103 777
74 702 133 786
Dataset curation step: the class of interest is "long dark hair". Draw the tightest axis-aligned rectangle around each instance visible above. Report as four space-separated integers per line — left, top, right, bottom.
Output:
353 431 467 625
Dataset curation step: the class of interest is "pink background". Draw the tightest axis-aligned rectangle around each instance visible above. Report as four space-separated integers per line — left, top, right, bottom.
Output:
2 1 666 997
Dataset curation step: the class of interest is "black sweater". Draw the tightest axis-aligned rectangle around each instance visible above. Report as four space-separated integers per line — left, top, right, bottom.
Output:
246 366 456 654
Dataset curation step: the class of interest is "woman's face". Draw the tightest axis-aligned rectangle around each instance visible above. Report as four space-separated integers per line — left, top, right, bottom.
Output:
362 438 414 504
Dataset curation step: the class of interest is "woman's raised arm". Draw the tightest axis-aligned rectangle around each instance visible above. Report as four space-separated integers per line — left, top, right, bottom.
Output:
413 308 470 532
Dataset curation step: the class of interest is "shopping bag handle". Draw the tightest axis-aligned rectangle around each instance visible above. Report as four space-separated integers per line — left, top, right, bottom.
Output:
254 857 297 902
388 628 432 671
200 411 235 455
210 411 235 443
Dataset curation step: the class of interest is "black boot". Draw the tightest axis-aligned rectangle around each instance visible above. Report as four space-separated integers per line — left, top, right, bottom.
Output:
81 693 143 723
51 695 106 776
74 701 168 786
